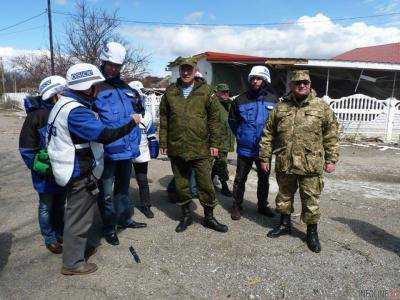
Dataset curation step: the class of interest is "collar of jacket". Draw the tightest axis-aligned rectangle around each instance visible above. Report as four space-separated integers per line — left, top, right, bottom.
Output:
63 89 93 108
175 78 204 93
246 84 276 102
105 76 129 89
219 99 231 111
41 100 55 111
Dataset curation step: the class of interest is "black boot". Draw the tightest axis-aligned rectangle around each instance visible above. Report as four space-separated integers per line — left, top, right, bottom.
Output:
142 206 154 219
203 206 228 233
104 232 119 246
267 214 292 238
220 181 232 197
306 224 321 253
257 203 275 217
175 203 193 233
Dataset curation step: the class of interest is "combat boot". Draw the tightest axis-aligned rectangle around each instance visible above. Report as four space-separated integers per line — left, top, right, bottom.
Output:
220 181 232 197
203 206 228 233
230 204 241 220
267 214 292 238
175 203 193 233
257 203 275 217
306 224 321 253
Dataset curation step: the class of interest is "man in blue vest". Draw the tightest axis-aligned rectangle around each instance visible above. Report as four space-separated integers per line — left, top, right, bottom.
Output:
95 42 146 246
229 66 277 220
47 63 142 275
19 75 67 254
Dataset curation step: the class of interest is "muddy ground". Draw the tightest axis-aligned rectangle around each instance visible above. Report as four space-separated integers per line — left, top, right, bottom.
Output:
0 109 399 299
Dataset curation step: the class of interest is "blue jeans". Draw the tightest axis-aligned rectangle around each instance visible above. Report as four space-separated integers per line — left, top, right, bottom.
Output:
97 159 134 236
167 169 198 198
38 192 66 246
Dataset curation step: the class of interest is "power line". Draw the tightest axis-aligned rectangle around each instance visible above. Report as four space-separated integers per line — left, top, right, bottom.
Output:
52 10 400 27
0 11 46 32
0 25 45 37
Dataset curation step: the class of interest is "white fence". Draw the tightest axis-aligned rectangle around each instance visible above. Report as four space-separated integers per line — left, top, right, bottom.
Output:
324 94 400 142
0 92 27 109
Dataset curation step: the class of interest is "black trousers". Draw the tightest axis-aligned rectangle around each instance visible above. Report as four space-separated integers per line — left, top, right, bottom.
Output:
132 162 151 207
232 156 270 207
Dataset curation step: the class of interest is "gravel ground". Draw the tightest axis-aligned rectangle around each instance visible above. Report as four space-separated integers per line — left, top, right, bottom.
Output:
0 109 399 299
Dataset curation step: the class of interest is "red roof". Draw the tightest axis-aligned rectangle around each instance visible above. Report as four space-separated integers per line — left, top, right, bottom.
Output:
333 43 400 64
194 51 267 63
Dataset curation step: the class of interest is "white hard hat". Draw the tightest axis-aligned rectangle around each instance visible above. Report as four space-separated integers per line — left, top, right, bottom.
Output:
100 42 126 65
195 71 203 78
128 80 144 90
248 65 271 84
39 75 67 100
128 81 144 97
66 63 105 91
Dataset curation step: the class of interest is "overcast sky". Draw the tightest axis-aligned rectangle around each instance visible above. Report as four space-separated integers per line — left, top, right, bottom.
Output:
1 0 400 76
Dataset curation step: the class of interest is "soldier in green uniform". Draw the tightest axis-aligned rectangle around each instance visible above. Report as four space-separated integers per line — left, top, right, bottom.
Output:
259 70 339 253
159 57 228 233
211 83 235 197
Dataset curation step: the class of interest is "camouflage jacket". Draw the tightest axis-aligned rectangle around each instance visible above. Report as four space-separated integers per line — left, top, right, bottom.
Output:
259 91 339 175
214 97 235 153
159 79 221 160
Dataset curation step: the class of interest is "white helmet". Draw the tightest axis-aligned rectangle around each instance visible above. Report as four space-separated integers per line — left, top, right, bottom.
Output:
248 65 271 84
100 42 126 65
128 80 144 97
128 80 144 90
195 71 203 78
39 75 67 100
66 63 105 91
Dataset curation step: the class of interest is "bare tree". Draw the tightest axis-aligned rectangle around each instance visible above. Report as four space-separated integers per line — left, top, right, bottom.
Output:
64 0 150 78
11 46 74 90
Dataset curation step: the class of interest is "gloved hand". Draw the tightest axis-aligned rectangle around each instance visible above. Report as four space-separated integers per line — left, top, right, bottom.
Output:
33 150 52 176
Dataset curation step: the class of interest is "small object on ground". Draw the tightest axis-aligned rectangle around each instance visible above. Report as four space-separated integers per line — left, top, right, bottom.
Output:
129 246 141 263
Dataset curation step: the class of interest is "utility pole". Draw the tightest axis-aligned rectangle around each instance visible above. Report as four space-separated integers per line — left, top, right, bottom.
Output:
13 73 17 93
47 0 55 75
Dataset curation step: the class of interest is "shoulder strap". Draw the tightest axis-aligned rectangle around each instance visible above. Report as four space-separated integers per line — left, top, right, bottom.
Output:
47 100 78 145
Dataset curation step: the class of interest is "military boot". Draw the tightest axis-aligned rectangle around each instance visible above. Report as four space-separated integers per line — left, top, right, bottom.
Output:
306 224 321 253
203 206 229 233
175 203 193 233
267 214 292 238
230 204 241 220
257 203 275 217
220 181 232 197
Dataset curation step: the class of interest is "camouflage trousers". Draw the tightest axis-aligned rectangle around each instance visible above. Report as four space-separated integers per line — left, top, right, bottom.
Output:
170 157 217 207
275 172 324 224
211 151 229 182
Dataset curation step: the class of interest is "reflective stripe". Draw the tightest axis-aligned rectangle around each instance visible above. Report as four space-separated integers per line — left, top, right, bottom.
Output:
75 143 90 149
41 83 62 95
68 75 103 86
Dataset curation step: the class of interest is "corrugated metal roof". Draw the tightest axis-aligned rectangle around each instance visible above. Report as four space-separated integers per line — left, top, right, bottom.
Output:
333 43 400 64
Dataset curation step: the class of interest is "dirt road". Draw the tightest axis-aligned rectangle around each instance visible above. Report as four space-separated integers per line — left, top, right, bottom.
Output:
0 110 399 299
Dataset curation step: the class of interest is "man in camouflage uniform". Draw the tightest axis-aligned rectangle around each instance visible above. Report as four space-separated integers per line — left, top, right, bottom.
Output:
259 70 339 253
211 83 235 197
159 57 228 233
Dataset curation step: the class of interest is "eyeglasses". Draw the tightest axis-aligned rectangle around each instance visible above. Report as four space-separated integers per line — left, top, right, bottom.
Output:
293 80 310 86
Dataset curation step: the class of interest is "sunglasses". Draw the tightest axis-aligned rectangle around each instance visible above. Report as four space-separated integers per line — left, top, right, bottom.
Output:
293 80 310 86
